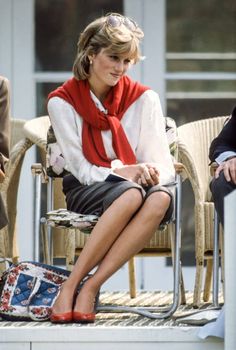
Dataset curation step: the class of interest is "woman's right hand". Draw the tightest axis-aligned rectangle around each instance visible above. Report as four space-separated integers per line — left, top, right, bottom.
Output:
113 163 160 187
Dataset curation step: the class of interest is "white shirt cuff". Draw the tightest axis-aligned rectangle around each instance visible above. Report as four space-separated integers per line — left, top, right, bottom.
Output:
216 151 236 164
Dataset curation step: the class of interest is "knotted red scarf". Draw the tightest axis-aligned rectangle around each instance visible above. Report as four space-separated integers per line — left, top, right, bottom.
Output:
48 76 149 167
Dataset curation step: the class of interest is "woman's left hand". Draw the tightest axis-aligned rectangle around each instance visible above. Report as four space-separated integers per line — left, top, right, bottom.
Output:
138 164 160 187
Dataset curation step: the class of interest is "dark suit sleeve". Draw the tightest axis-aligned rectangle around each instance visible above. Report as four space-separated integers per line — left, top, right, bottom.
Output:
209 106 236 162
0 76 10 173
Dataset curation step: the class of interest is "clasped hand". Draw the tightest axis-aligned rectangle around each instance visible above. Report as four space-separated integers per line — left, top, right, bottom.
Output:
215 157 236 184
113 163 160 187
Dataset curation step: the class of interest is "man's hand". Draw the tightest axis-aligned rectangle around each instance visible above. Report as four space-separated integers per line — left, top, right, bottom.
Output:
215 157 236 184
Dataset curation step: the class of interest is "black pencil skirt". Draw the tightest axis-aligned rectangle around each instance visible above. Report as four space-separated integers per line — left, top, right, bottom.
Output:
62 174 174 225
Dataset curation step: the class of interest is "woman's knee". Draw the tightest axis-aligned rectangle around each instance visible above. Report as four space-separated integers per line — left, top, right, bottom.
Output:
145 191 171 216
121 188 143 210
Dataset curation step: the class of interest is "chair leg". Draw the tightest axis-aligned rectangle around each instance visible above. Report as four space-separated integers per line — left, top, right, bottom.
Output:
65 229 76 271
193 258 204 307
0 227 7 271
171 234 185 305
180 268 186 305
203 259 213 302
213 209 220 307
12 223 19 263
0 260 6 273
220 231 225 303
40 218 50 264
128 257 136 298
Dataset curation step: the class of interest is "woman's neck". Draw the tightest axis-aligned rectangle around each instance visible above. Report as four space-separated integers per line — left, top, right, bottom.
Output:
88 78 111 102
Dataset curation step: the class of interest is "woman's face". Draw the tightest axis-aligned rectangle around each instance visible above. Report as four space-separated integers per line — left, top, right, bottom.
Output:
88 48 132 99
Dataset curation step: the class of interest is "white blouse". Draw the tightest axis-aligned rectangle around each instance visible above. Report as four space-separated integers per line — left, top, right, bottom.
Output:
47 89 175 186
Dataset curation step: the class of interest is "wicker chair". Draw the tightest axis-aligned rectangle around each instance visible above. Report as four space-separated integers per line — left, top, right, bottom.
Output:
177 116 227 307
0 119 32 271
24 115 185 318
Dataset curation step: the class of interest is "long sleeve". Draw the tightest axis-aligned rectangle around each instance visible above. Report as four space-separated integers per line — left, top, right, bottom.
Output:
134 90 175 185
209 106 236 162
48 97 112 185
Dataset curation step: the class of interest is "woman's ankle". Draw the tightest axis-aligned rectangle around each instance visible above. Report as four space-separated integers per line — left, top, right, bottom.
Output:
74 281 99 314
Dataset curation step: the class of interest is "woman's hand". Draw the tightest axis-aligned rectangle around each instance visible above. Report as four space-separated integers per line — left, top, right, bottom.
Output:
113 163 160 187
138 164 160 187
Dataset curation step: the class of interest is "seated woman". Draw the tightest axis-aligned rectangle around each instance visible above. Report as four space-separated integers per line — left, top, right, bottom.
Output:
47 13 175 324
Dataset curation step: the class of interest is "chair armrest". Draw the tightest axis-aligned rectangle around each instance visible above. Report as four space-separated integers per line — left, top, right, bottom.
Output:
210 162 218 176
1 138 32 191
177 140 204 202
31 163 49 183
174 162 185 174
23 116 50 152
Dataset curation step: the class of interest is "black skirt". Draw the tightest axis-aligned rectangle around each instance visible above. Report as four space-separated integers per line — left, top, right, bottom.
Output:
63 174 174 225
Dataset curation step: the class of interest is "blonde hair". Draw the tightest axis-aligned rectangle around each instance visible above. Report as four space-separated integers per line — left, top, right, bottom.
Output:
73 13 144 80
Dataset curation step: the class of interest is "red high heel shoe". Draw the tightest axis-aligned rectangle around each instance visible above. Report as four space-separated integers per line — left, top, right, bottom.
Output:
50 311 73 323
73 311 95 323
72 276 100 323
50 285 73 323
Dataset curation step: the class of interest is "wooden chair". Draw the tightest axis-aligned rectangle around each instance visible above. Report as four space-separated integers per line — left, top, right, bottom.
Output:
0 119 32 271
177 116 227 307
24 115 185 318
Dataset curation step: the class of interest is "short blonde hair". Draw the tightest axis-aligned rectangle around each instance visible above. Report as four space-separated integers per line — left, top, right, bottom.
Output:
73 13 144 80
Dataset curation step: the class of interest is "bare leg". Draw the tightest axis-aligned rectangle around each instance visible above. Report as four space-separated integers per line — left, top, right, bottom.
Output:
52 188 143 314
74 191 170 313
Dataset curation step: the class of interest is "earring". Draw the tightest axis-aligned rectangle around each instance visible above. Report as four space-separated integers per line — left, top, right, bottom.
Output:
89 60 93 65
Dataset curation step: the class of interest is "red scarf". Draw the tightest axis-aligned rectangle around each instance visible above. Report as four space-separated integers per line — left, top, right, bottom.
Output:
48 76 149 167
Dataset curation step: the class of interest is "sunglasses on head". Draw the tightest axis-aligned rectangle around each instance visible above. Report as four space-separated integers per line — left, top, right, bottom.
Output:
82 14 138 50
105 14 138 32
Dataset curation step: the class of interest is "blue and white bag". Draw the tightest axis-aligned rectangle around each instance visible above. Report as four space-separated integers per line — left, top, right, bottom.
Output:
0 261 71 321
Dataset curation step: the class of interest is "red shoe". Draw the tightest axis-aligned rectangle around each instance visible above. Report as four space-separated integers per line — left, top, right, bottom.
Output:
73 311 95 324
50 311 73 324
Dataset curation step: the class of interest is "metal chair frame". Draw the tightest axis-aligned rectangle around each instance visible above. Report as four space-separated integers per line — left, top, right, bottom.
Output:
31 160 184 319
210 162 224 308
213 208 220 307
25 114 185 319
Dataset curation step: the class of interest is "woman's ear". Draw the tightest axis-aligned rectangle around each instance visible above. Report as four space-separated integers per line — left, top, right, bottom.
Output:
88 54 94 65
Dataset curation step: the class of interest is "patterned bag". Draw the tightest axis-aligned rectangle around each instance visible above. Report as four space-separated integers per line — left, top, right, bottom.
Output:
0 261 87 321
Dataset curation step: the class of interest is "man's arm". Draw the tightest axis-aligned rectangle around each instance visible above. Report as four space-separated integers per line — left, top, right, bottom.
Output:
209 105 236 162
209 105 236 184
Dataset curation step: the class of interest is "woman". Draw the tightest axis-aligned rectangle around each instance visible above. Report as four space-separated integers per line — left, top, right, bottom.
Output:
47 13 175 324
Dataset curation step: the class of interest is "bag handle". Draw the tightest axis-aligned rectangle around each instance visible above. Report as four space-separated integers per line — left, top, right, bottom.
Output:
27 277 60 321
26 277 44 321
